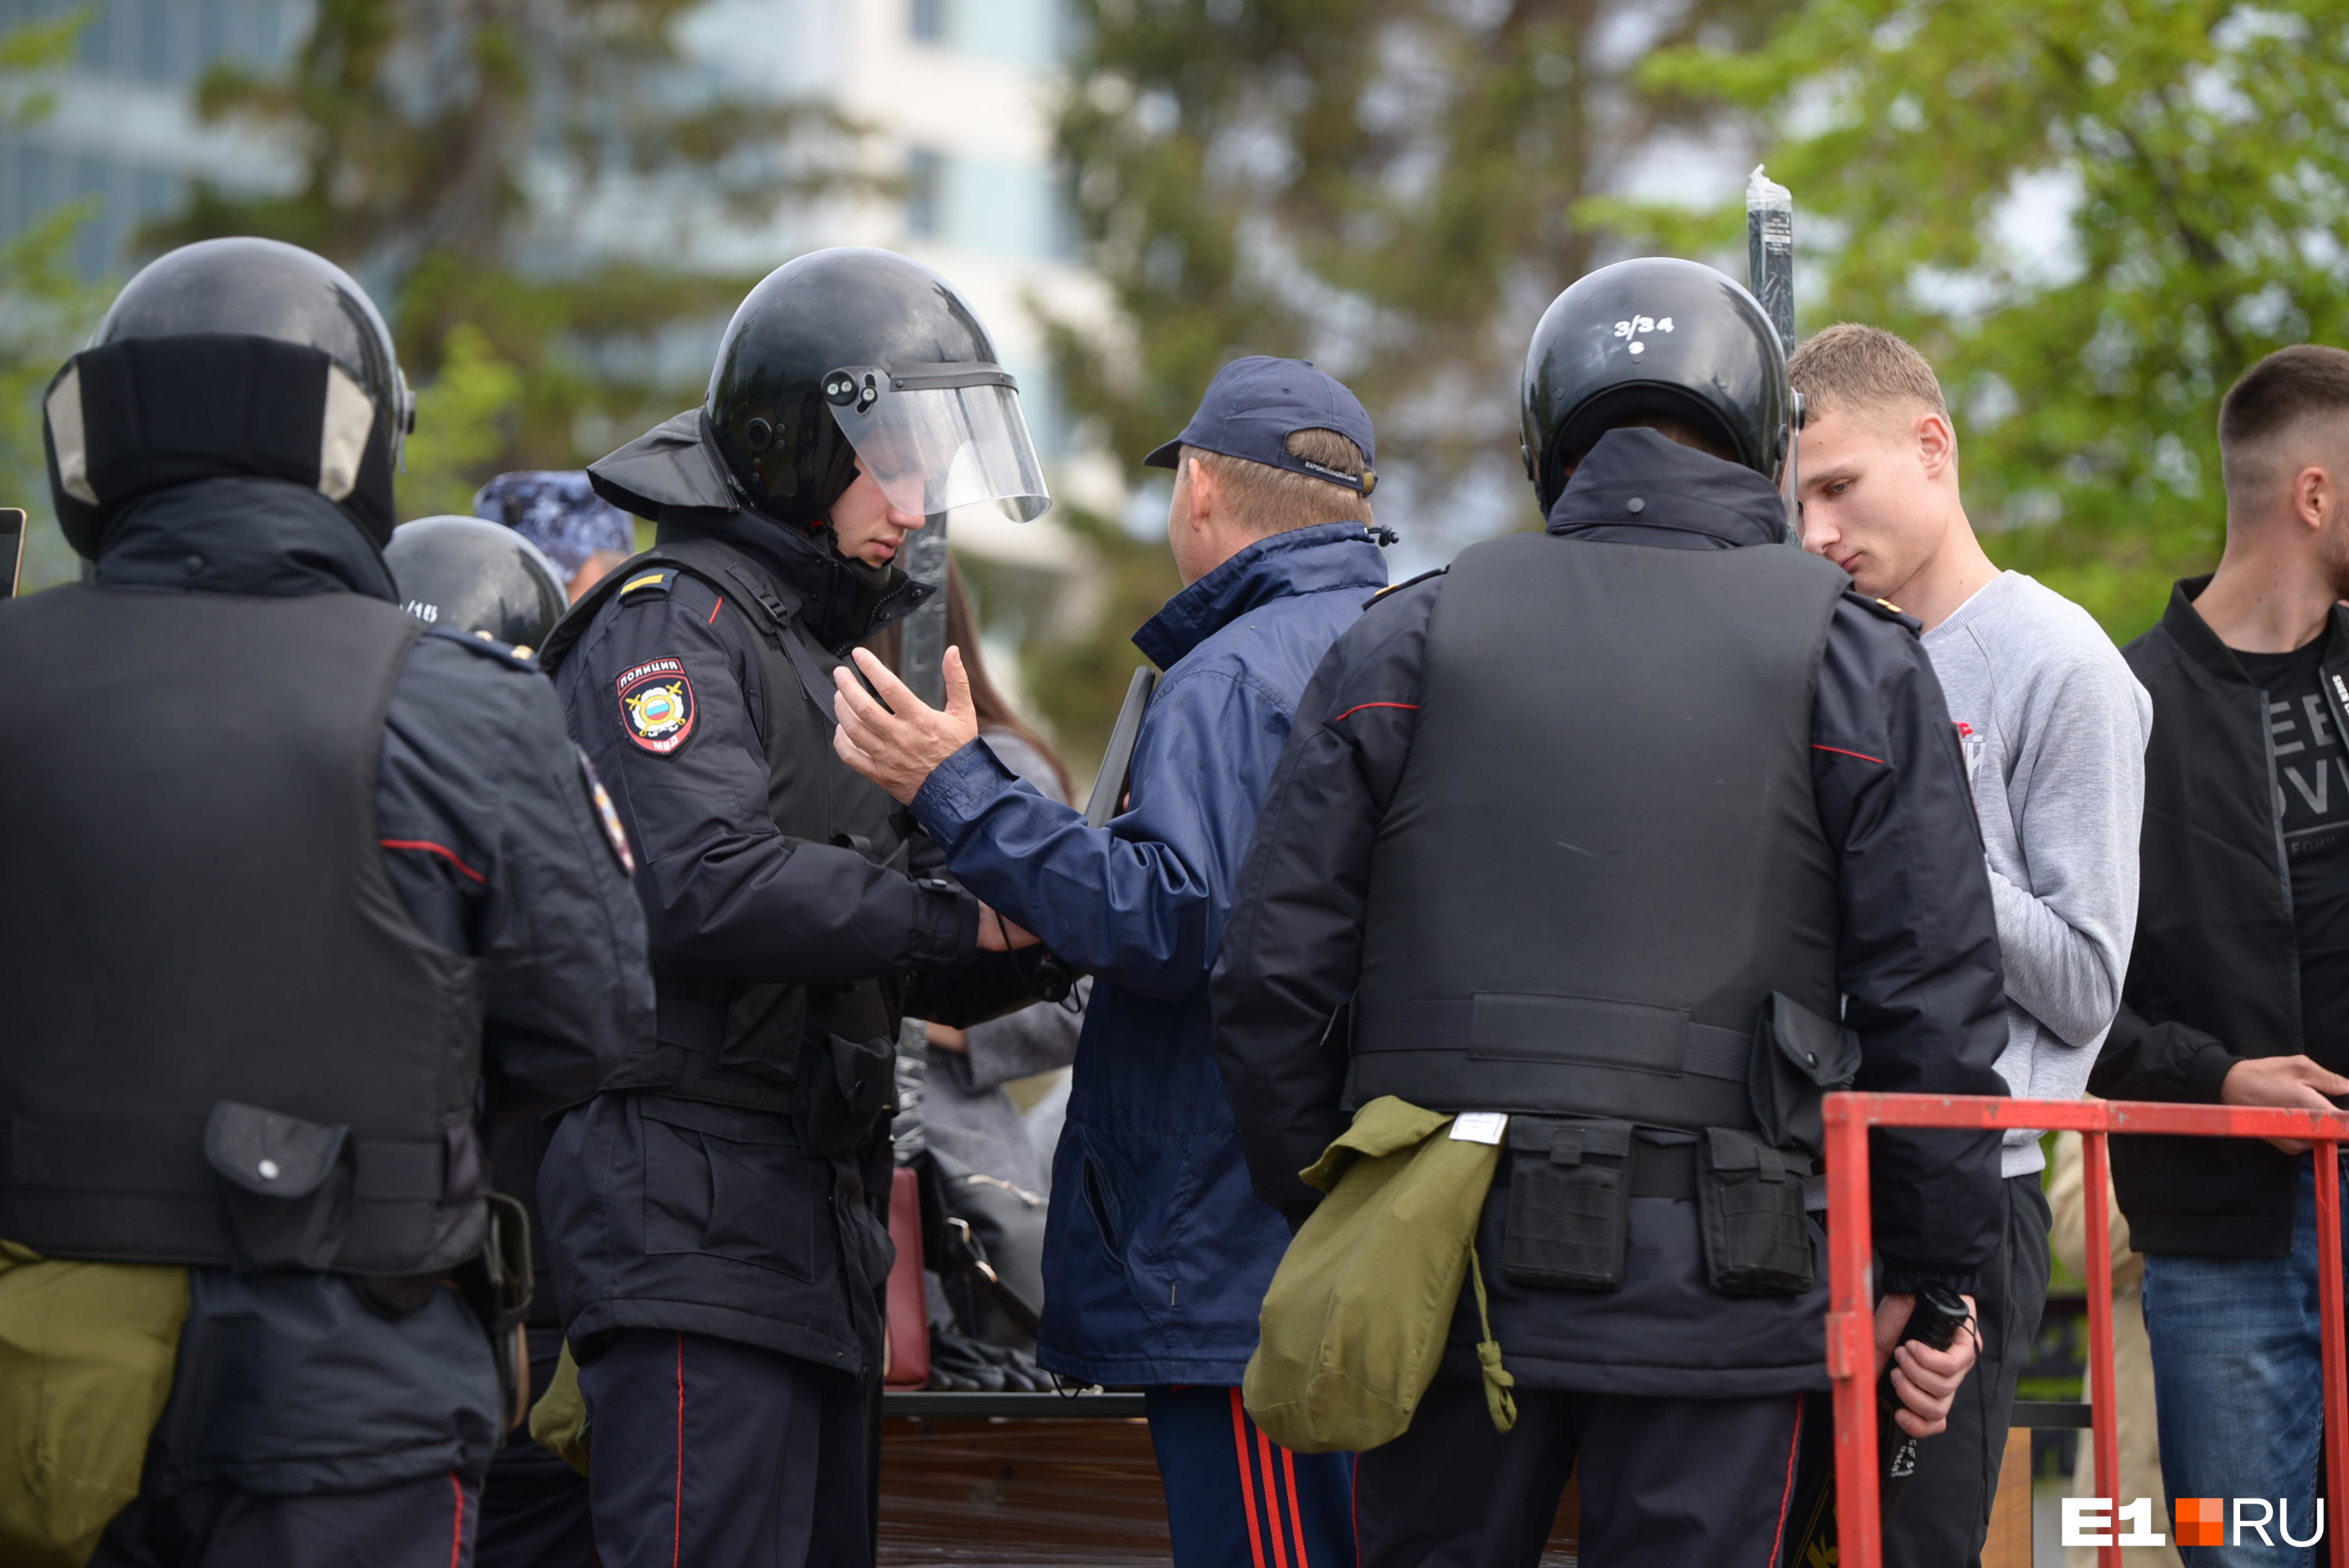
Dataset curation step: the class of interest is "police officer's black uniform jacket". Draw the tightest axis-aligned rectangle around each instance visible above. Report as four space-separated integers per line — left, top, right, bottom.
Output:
1210 428 2011 1397
537 505 1018 1378
0 475 652 1496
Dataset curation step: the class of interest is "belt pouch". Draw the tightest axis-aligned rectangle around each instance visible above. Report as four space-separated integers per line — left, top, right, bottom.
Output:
795 1033 899 1158
1696 1126 1812 1295
1501 1118 1632 1291
1749 992 1861 1160
203 1100 356 1271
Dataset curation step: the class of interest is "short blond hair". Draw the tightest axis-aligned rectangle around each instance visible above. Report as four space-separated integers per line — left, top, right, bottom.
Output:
1182 427 1374 537
1787 323 1950 429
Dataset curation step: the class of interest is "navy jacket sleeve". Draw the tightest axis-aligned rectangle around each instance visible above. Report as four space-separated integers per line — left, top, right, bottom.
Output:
377 631 653 1117
1809 596 2010 1295
558 570 975 983
1211 582 1437 1219
908 656 1296 1000
1212 583 2011 1289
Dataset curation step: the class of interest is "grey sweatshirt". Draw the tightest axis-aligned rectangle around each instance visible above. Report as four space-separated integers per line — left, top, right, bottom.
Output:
1923 570 2152 1177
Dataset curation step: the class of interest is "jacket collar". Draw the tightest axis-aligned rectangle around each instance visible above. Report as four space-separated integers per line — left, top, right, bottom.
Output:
659 508 931 653
2159 574 2349 685
1545 426 1789 551
1133 522 1388 669
93 476 396 601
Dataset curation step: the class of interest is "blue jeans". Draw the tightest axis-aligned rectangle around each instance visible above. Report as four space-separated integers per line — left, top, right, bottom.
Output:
2142 1160 2343 1566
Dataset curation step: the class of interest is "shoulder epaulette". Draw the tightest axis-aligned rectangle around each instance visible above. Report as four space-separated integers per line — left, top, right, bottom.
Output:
617 567 678 600
1849 591 1922 634
1364 565 1448 612
426 625 540 668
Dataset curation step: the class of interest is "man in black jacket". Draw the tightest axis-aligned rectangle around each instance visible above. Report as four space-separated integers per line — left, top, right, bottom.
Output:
0 238 650 1568
2091 345 2349 1556
533 247 1050 1568
1212 258 2010 1568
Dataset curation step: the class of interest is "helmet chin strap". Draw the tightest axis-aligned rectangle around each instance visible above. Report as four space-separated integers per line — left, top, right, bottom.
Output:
1783 389 1806 547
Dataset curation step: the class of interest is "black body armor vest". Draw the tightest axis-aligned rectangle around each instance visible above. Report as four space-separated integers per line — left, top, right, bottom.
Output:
1349 533 1848 1131
542 535 909 1115
0 587 488 1271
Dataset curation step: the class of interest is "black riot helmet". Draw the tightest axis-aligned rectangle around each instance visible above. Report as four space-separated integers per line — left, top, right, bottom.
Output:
592 247 1049 533
1520 257 1791 513
43 237 416 556
384 515 568 656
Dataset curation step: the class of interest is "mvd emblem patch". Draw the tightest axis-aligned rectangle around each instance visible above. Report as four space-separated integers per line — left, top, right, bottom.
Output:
617 657 696 755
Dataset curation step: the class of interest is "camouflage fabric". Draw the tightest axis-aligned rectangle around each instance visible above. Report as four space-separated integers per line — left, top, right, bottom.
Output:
473 471 633 580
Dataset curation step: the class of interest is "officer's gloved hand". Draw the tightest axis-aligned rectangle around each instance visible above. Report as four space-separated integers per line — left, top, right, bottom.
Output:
967 1339 1053 1393
927 1327 1009 1392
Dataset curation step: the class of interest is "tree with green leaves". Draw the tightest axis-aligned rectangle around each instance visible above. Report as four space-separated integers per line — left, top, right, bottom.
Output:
1028 0 1792 753
155 0 866 491
0 7 110 589
1619 0 2349 638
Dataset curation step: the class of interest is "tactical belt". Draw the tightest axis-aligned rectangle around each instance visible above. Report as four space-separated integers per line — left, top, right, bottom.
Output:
1357 999 1752 1081
1351 995 1758 1132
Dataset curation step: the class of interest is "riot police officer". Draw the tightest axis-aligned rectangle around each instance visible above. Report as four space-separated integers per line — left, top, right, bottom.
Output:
533 247 1055 1568
384 510 601 1568
386 513 569 655
0 238 652 1567
1210 258 2011 1567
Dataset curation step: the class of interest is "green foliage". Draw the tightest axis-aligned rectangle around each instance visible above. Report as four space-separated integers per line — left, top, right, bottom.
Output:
1032 0 1787 747
0 7 107 591
1619 0 2349 640
399 323 524 519
153 0 869 498
1050 0 1791 493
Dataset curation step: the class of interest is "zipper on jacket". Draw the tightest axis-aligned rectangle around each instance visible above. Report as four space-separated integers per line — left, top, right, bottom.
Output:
2255 674 2307 1051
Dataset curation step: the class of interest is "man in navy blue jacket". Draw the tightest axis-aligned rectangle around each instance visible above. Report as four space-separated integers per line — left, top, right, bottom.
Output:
832 357 1390 1568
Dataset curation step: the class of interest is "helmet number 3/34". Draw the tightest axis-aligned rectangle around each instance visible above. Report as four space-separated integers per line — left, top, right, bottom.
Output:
1614 316 1675 356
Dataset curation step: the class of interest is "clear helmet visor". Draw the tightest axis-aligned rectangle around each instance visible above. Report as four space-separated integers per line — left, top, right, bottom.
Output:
823 365 1051 523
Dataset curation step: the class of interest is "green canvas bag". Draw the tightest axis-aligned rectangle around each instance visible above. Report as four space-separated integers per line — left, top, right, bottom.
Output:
0 1241 190 1568
529 1337 592 1476
1242 1097 1516 1454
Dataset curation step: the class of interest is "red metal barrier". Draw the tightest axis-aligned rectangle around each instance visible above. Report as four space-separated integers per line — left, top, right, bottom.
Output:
1824 1093 2349 1568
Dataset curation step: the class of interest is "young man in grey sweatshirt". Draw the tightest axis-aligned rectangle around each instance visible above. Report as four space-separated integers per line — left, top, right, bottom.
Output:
1792 324 2152 1568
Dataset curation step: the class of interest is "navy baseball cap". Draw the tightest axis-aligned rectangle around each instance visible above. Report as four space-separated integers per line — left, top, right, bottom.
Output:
1144 356 1376 496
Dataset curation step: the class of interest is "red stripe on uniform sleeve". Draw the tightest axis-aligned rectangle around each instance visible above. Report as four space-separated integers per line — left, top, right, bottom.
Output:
1330 701 1418 724
380 840 487 885
1810 743 1886 765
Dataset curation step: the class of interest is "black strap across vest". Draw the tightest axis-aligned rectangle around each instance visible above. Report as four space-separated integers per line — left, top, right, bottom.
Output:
0 584 487 1270
1348 532 1848 1133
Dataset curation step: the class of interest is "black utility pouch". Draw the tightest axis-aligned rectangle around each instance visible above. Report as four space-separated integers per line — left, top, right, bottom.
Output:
1749 992 1862 1161
795 1033 898 1158
1502 1118 1634 1291
454 1193 536 1430
204 1100 356 1272
1696 1126 1813 1296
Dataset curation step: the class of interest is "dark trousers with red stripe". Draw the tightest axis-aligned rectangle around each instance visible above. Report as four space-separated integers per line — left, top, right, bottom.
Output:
1143 1386 1356 1568
1356 1378 1805 1568
577 1328 867 1568
89 1469 479 1568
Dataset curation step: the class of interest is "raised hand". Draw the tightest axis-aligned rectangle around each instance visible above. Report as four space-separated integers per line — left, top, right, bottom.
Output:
832 645 980 805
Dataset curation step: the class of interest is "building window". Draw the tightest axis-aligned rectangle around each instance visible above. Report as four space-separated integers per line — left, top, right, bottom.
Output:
909 0 947 45
905 147 944 240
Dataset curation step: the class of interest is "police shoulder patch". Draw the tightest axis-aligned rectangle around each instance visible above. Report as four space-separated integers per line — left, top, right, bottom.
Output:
616 656 696 755
618 568 677 600
575 747 636 873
